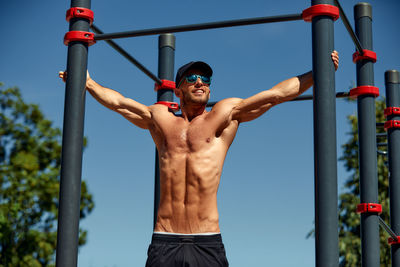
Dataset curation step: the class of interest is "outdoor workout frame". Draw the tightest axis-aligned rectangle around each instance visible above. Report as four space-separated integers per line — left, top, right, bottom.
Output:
385 70 400 266
56 1 399 266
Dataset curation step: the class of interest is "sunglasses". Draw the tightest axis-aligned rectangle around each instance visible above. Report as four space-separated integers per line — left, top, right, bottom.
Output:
179 74 212 87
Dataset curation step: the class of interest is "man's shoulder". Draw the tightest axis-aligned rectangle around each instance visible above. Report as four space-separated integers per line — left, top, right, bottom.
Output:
150 103 176 113
149 104 180 120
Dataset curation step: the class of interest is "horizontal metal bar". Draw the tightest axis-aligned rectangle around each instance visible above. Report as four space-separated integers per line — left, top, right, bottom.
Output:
376 132 387 138
334 0 364 54
379 216 399 241
94 13 303 41
289 91 350 102
376 123 385 128
290 94 314 101
90 24 162 84
377 150 387 156
377 143 388 147
206 92 349 107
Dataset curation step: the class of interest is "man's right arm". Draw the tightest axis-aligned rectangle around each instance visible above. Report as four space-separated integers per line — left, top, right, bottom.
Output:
59 71 152 129
86 79 152 129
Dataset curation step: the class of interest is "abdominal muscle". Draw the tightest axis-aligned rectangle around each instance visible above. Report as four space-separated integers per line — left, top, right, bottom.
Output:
154 149 224 234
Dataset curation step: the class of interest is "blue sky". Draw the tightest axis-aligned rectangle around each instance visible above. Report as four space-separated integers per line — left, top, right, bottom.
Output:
1 0 400 266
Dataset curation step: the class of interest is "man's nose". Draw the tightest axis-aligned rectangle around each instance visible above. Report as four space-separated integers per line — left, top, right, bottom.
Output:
194 77 203 86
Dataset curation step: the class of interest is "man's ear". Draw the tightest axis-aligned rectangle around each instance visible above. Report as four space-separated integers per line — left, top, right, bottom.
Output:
174 88 182 98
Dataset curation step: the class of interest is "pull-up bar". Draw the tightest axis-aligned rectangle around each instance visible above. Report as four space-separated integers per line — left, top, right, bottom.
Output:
289 91 349 101
94 13 303 41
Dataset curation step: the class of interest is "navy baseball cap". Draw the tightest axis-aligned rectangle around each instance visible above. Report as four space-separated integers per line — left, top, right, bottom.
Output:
175 61 213 87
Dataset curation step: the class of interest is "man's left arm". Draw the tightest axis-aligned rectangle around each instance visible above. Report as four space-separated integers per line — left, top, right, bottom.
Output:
231 51 338 123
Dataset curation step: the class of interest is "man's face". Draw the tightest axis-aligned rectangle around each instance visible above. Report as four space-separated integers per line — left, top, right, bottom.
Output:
176 69 211 106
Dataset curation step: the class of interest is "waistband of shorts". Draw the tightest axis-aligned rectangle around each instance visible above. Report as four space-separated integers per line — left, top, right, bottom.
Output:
151 233 223 243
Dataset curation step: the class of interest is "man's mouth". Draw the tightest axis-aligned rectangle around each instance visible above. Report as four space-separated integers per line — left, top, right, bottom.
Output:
192 89 205 95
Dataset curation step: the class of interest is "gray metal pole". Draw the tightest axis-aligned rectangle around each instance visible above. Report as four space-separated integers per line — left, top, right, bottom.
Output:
311 0 339 266
354 3 380 267
385 70 400 267
56 0 91 266
153 34 175 229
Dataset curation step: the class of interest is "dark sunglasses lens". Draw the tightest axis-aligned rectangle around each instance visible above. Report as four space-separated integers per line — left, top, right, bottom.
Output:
186 75 198 83
201 76 211 84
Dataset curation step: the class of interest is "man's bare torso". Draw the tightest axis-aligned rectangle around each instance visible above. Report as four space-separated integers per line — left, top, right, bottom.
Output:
147 101 239 234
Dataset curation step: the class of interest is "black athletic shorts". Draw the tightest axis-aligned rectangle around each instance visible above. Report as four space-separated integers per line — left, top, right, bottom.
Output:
145 233 229 267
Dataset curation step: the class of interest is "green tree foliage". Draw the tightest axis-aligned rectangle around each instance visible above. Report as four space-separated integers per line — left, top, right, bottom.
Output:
0 84 94 266
339 98 391 266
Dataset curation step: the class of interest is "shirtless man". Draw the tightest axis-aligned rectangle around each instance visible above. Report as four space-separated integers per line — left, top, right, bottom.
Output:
59 51 338 267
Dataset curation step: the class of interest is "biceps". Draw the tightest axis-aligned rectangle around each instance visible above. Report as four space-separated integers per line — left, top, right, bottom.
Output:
232 90 280 122
232 103 274 122
119 98 151 118
123 112 151 129
115 98 152 129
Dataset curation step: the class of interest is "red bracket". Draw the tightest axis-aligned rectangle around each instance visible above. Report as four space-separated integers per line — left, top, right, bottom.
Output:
155 101 180 111
64 31 96 46
353 49 377 63
384 120 400 131
66 7 94 25
154 80 176 91
384 107 400 117
357 203 382 214
302 4 340 22
349 85 379 98
389 236 400 246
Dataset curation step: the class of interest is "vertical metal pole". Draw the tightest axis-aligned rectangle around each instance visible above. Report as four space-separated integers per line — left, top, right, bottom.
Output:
153 34 175 229
56 0 91 266
385 70 400 267
354 3 380 267
311 0 339 266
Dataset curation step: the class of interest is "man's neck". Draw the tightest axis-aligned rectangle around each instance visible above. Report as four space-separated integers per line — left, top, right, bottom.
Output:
180 103 207 121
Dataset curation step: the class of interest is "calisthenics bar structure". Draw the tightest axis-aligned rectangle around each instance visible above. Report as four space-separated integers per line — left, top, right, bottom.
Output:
373 70 400 265
56 0 399 266
385 70 400 265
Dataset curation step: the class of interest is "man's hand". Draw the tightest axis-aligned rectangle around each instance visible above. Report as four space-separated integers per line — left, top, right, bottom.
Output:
58 70 91 84
58 71 67 83
331 50 339 71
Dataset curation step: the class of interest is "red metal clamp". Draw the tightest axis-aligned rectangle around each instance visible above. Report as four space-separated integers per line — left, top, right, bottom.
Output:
357 203 382 214
66 7 94 25
384 107 400 117
384 120 400 131
154 80 176 91
64 31 96 46
389 236 400 246
302 4 340 22
155 101 180 111
349 85 379 98
352 49 377 63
